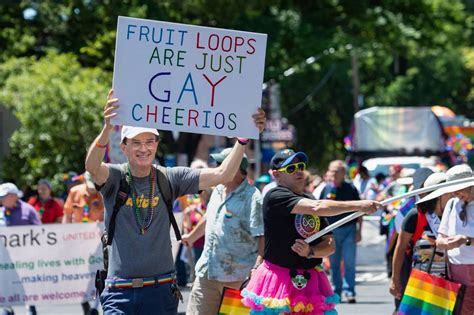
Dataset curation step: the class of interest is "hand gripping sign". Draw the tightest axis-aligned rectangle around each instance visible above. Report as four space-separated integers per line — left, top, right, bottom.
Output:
304 177 474 243
112 16 267 139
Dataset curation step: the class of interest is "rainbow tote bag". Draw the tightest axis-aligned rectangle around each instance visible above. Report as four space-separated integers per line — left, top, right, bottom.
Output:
398 268 464 315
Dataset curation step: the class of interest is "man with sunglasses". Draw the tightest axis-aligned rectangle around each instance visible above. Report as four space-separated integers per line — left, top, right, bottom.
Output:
241 150 380 313
85 90 266 315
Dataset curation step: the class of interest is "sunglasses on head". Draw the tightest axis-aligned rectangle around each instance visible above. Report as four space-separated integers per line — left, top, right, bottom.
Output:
277 162 306 175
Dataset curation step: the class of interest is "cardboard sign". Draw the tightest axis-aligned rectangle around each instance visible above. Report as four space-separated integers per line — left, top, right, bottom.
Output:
112 16 267 139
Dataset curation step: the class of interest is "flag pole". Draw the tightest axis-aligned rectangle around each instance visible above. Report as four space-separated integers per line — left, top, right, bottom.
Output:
304 177 474 243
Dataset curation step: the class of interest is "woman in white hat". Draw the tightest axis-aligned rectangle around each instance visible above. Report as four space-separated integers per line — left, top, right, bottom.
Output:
420 164 474 313
389 172 451 312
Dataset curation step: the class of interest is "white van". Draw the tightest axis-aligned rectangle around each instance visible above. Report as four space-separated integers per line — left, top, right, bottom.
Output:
362 156 437 177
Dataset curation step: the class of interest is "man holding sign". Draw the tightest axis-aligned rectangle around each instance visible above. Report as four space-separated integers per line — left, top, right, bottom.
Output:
85 16 266 314
85 89 264 314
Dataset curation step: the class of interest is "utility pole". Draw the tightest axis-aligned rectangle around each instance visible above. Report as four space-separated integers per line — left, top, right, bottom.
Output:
351 51 360 113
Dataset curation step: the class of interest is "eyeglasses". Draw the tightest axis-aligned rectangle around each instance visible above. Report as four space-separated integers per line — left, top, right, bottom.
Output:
129 140 157 149
277 162 306 175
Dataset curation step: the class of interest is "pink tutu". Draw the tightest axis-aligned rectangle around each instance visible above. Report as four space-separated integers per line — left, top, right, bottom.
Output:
241 260 339 315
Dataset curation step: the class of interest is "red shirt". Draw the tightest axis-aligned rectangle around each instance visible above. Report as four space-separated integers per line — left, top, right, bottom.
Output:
28 196 63 224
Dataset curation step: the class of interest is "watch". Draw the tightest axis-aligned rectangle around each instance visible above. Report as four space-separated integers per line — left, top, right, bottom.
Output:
466 237 471 246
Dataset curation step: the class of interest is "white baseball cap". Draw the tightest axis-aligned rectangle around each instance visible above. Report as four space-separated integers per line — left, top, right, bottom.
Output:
121 126 159 142
0 183 24 198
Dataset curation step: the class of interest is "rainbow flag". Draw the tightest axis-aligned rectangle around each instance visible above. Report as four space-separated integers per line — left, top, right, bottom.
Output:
398 197 416 217
386 218 398 254
398 268 462 315
218 288 250 315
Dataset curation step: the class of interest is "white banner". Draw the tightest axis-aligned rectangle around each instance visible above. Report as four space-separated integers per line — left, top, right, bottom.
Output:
112 16 267 139
0 223 103 306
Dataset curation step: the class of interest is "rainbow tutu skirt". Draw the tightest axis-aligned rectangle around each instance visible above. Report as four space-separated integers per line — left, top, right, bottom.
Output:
241 260 339 314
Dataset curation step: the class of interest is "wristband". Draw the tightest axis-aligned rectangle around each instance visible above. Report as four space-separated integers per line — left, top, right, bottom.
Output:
306 247 315 259
95 142 108 149
466 237 471 246
237 138 250 145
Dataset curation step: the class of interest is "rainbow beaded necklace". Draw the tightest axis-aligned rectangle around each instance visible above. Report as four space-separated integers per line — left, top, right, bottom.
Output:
82 204 90 223
82 196 100 223
3 201 22 226
4 208 12 226
127 164 156 235
326 183 338 200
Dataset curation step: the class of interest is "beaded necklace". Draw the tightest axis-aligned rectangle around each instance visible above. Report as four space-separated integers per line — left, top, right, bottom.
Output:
2 201 19 226
4 208 12 226
83 195 100 223
326 183 337 200
82 204 90 223
127 164 156 235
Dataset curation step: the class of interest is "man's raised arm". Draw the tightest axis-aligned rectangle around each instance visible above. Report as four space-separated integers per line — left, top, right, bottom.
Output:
85 89 118 185
198 108 266 190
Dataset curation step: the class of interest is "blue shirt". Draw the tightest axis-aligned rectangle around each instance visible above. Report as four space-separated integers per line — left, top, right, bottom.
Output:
195 179 263 282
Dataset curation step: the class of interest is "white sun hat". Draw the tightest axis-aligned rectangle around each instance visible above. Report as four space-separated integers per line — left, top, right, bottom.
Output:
416 164 473 204
0 183 24 198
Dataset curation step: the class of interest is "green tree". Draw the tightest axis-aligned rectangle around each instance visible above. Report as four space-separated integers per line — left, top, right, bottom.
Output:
1 0 473 173
0 52 109 186
270 0 472 169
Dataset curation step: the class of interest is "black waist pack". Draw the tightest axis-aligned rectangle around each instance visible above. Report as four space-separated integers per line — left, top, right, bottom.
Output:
95 269 107 296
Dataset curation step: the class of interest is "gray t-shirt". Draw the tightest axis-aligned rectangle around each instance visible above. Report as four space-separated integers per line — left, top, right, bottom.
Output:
101 163 200 278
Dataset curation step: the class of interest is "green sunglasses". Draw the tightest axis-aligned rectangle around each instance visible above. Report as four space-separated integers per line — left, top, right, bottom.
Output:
277 162 306 175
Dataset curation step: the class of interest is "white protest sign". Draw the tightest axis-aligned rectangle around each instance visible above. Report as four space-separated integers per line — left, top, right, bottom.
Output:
0 223 103 306
112 16 267 139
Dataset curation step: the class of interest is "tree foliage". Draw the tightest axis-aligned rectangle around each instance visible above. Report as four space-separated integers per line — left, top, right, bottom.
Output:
0 0 473 180
0 52 109 185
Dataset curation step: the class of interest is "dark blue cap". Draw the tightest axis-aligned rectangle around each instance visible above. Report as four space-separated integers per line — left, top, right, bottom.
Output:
270 149 308 170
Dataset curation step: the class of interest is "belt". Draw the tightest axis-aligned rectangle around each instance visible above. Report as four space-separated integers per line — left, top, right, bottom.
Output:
105 273 176 289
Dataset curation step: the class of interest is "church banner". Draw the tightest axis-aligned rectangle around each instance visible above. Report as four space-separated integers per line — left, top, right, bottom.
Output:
0 223 102 306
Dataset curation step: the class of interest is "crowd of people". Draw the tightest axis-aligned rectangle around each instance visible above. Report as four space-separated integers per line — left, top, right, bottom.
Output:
1 90 473 315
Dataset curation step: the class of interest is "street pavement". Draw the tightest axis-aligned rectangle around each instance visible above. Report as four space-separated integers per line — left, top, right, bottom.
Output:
11 217 396 315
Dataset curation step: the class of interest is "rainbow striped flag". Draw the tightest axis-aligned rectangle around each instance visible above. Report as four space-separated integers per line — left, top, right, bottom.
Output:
398 268 462 315
398 196 416 217
218 288 250 315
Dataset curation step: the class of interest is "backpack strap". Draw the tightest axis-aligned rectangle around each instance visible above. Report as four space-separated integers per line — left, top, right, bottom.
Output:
154 165 181 241
412 208 428 245
405 208 428 257
106 171 130 246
